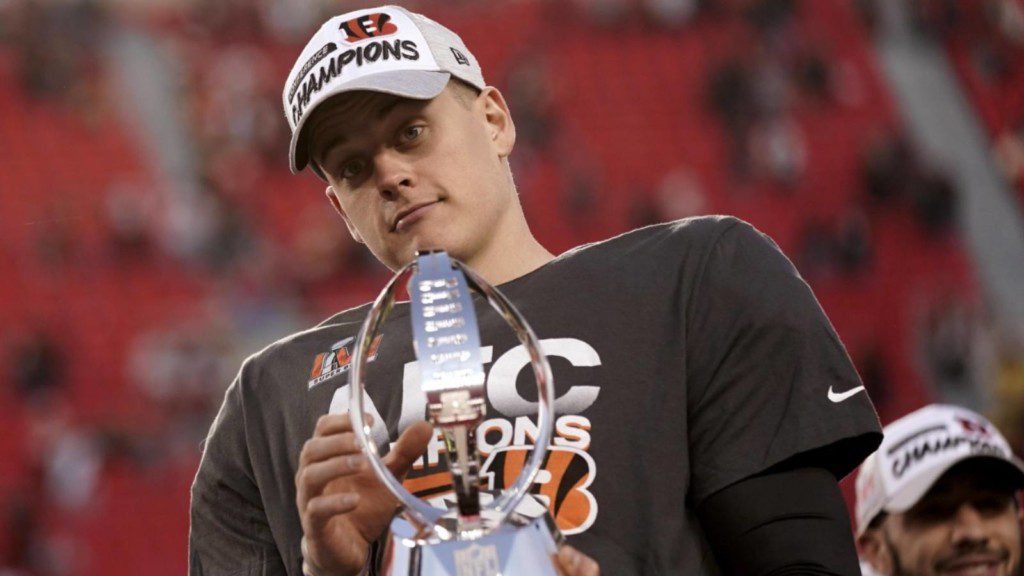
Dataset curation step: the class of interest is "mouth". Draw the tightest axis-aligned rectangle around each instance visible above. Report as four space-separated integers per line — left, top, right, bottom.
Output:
392 201 439 233
937 554 1007 576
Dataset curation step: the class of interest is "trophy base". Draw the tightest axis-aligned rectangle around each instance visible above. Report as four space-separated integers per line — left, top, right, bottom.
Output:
380 503 563 576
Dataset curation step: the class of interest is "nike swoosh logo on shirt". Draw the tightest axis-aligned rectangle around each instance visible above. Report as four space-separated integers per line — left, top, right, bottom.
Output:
828 385 866 403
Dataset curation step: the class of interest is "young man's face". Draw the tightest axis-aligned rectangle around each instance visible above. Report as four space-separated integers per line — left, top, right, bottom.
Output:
862 461 1023 576
308 82 518 272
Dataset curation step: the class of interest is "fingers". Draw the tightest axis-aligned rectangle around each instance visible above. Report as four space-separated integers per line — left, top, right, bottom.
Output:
313 412 373 438
297 453 367 506
298 413 430 518
302 412 376 467
383 421 434 479
299 432 361 467
304 492 360 533
297 413 374 510
308 413 429 479
554 546 600 576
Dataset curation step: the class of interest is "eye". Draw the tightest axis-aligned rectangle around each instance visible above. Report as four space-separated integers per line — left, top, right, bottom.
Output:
339 158 367 180
399 124 424 144
972 495 1013 516
910 502 953 523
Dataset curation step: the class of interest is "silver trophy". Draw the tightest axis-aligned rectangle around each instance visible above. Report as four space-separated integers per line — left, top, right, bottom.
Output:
348 251 563 575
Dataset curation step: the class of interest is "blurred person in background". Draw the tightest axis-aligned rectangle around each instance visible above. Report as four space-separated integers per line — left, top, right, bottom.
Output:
855 404 1024 576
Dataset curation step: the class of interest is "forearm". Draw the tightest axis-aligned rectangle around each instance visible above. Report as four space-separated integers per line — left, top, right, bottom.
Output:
697 466 861 576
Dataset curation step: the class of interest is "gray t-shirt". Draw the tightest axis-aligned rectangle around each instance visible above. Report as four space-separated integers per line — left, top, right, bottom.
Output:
189 216 882 575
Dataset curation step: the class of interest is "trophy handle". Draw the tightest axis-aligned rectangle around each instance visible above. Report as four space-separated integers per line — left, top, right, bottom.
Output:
350 260 444 530
348 255 556 535
452 261 555 519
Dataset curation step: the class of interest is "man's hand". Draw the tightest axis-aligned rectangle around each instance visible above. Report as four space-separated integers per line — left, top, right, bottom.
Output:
296 413 600 576
296 413 433 576
554 545 601 576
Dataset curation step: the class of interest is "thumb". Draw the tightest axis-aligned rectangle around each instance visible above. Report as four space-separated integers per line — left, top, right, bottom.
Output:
383 421 434 479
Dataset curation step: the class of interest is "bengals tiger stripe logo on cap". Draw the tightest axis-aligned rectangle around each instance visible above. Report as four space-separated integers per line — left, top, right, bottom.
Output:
339 13 398 43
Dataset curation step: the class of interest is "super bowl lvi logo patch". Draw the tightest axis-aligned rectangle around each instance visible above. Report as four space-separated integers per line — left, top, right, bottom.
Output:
307 335 382 389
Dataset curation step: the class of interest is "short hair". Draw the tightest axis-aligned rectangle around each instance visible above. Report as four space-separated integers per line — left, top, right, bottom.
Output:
448 77 482 109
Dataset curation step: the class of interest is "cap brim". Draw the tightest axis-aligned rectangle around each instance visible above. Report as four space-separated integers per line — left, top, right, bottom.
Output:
289 70 451 176
884 455 1024 514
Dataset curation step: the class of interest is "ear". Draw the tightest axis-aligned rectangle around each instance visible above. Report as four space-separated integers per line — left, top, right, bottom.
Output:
858 529 894 576
478 87 516 158
325 186 364 244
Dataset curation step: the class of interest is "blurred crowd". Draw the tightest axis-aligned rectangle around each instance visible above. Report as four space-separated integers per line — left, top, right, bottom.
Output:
878 0 1024 198
0 0 1022 574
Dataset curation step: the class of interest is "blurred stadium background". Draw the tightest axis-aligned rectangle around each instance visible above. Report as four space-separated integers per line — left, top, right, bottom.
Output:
1 0 1022 573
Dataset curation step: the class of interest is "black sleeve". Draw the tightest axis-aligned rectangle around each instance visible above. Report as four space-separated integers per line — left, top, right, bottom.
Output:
696 465 861 576
685 219 881 504
189 370 288 575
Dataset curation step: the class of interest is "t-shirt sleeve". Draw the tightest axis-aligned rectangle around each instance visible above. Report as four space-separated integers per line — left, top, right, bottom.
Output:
684 219 882 505
189 365 288 576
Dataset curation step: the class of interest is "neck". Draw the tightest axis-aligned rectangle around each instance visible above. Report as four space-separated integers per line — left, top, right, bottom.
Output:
464 233 555 286
453 182 555 284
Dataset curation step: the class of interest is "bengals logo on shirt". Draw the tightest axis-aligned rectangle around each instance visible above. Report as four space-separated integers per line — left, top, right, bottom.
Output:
402 445 598 535
483 446 597 535
339 13 398 42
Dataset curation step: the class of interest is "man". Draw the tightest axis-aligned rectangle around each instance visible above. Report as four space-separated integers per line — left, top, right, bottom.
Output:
190 5 883 575
856 404 1024 576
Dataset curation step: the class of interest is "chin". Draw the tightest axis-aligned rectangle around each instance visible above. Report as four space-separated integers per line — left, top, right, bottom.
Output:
407 234 459 260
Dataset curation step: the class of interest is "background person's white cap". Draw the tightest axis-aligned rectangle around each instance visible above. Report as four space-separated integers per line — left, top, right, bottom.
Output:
282 5 485 177
854 404 1024 536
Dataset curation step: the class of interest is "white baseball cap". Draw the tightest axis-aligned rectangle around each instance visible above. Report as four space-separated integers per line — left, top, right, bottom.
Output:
282 5 486 177
854 404 1024 536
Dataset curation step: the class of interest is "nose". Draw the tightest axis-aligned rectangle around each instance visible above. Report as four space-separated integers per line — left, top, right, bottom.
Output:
372 149 413 202
949 502 988 545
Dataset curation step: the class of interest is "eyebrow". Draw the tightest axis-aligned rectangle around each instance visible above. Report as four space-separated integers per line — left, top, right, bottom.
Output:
313 98 417 164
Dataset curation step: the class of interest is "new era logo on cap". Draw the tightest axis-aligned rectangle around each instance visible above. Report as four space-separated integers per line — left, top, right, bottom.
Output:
450 47 469 66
